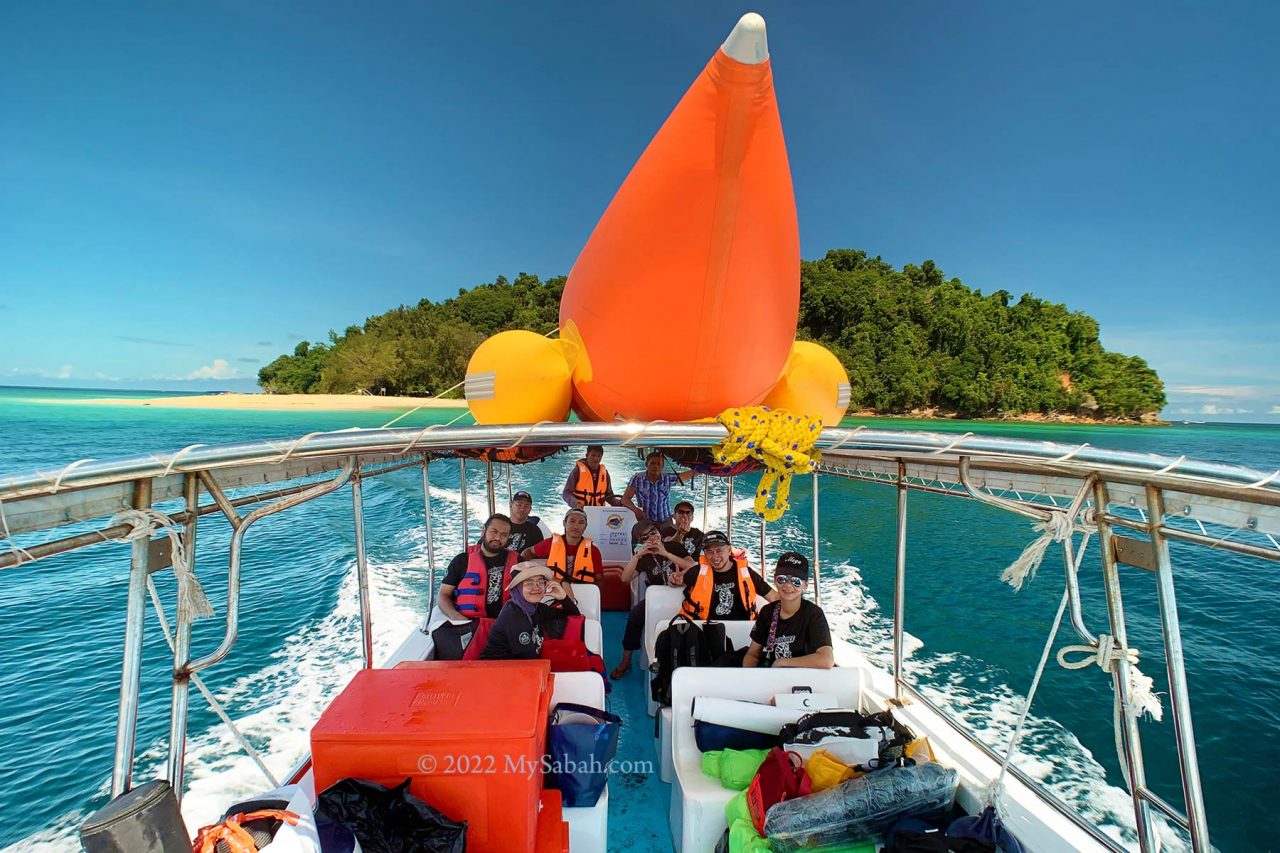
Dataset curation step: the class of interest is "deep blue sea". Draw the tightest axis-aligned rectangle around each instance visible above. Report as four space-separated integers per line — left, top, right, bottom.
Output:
2 386 1278 852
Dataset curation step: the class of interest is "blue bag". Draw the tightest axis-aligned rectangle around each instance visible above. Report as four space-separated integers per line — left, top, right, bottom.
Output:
547 702 621 807
693 720 779 752
948 805 1025 853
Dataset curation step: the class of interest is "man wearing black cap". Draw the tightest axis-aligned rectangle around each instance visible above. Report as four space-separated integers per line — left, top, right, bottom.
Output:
506 491 547 554
743 552 833 669
661 500 704 561
681 530 775 621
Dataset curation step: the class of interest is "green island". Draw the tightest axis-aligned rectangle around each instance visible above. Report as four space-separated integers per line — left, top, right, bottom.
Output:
258 249 1165 423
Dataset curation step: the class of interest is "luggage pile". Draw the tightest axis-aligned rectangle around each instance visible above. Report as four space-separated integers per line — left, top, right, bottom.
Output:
694 706 1025 853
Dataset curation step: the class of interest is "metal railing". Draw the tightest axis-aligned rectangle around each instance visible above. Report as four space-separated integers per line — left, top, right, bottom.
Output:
3 422 1277 850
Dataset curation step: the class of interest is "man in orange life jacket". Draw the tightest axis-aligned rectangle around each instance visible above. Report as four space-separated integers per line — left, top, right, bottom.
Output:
521 508 604 595
561 445 622 509
437 513 518 621
681 530 776 621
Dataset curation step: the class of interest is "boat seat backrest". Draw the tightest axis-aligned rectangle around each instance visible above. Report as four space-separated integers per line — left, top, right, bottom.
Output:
551 671 606 712
583 619 603 656
670 666 864 760
571 583 601 622
643 586 688 661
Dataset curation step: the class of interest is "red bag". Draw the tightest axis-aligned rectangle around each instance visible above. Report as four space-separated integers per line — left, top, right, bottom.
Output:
746 748 812 833
540 614 591 672
460 618 495 660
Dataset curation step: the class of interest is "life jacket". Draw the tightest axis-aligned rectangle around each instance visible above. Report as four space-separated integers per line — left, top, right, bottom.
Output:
547 533 598 583
571 460 611 507
682 554 758 620
454 545 518 617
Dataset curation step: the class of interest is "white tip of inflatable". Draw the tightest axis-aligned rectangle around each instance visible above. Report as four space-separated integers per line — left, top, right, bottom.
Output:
721 12 769 64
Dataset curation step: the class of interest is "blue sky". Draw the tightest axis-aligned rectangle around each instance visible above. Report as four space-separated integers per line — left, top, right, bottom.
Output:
2 2 1276 420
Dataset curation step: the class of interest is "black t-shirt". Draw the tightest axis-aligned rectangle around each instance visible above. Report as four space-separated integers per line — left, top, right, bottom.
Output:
638 540 689 587
442 548 513 619
665 527 705 561
750 599 832 665
685 564 772 620
507 518 545 555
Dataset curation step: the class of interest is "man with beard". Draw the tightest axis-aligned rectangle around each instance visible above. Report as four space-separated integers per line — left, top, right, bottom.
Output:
437 514 517 621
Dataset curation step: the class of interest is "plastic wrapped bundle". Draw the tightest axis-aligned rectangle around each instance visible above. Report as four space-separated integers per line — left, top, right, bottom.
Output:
763 762 957 851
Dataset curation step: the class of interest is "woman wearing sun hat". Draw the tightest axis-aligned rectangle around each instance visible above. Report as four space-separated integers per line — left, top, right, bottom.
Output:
742 552 834 669
480 561 582 660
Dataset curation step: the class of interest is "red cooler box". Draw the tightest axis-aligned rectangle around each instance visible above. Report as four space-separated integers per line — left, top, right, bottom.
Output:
312 662 551 852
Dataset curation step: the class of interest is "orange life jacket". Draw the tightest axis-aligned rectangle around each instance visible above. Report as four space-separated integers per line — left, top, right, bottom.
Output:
572 460 612 506
682 554 758 620
547 533 598 583
454 545 518 617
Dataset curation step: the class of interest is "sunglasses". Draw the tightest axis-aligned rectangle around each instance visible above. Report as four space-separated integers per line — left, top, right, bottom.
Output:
774 574 807 589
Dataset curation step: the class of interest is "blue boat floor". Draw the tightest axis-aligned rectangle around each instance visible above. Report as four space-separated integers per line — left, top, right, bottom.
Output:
600 609 675 852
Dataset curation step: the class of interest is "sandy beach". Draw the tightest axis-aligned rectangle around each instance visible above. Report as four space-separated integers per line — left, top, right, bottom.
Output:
58 393 468 412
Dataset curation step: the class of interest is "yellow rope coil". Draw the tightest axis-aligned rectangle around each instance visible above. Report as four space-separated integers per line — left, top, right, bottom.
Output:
712 406 822 522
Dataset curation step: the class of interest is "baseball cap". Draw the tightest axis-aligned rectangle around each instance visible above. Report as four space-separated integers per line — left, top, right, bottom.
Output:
564 507 588 523
512 491 533 502
775 551 811 580
702 530 731 549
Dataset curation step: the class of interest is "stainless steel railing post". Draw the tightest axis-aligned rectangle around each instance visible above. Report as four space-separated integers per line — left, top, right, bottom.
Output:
1094 480 1157 852
459 458 469 543
702 476 709 531
352 462 374 669
166 474 199 798
111 477 152 797
486 461 496 516
759 514 767 576
1146 485 1211 852
894 461 908 701
422 458 437 604
811 470 821 607
726 476 734 539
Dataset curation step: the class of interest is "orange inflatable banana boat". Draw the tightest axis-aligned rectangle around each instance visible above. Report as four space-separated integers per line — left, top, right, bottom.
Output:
559 13 799 422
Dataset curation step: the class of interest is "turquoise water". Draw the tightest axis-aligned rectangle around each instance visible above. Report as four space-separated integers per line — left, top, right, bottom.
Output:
2 386 1278 851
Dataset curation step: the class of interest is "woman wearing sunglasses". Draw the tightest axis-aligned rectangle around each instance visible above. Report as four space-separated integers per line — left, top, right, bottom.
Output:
742 552 834 669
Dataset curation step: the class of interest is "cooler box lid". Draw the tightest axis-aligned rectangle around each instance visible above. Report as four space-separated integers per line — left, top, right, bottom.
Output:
313 664 548 742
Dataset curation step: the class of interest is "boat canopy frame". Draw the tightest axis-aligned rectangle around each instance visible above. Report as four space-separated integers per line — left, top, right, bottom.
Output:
3 421 1278 853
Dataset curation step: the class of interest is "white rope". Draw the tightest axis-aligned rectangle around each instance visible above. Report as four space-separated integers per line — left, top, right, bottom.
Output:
145 578 279 788
988 585 1071 813
1000 511 1076 591
1058 637 1163 721
108 509 213 622
930 432 973 455
40 458 97 494
1052 442 1090 463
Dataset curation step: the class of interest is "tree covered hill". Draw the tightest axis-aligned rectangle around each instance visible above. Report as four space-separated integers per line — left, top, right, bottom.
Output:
258 249 1165 420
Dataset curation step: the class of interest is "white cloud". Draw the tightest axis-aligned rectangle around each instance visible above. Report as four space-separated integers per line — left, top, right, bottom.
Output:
1170 385 1260 399
1197 404 1252 416
56 365 73 379
185 359 240 380
1271 406 1280 415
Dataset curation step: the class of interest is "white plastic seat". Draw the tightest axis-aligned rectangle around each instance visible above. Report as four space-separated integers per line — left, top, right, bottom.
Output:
583 619 603 656
669 666 865 853
653 620 756 779
550 672 609 853
571 583 602 622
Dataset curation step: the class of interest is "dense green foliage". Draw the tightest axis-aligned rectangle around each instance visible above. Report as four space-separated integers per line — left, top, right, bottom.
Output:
258 252 1164 418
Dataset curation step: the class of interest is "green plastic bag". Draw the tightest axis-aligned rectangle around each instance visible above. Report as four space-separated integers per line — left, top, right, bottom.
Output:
726 790 752 824
729 816 773 852
702 750 723 779
719 748 770 790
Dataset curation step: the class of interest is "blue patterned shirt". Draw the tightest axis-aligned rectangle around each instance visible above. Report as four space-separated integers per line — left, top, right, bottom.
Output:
627 472 682 522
